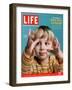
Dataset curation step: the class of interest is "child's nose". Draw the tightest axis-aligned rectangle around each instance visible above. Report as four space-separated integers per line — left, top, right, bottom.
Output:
40 43 45 50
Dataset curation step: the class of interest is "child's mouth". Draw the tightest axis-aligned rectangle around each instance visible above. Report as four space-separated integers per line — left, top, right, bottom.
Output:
39 51 47 55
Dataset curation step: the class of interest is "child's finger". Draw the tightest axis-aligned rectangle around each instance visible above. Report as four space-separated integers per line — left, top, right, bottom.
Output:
28 29 31 37
30 39 40 51
55 38 60 48
28 39 33 47
53 38 59 48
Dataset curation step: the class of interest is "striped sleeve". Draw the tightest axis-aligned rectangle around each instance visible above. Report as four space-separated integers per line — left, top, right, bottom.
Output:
50 55 60 72
21 52 33 74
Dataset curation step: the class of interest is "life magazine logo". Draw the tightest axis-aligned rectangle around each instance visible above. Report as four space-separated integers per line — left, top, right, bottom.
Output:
23 15 39 25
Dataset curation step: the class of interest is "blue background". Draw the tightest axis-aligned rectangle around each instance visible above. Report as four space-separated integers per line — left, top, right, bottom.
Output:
21 13 63 53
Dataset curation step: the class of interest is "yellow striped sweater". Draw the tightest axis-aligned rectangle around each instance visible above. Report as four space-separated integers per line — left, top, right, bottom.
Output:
22 52 63 74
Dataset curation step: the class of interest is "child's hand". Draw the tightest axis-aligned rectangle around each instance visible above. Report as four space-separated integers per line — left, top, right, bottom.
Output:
53 38 60 53
26 30 39 56
53 38 63 59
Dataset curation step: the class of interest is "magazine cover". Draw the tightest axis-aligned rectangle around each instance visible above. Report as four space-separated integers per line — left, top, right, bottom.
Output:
21 13 63 77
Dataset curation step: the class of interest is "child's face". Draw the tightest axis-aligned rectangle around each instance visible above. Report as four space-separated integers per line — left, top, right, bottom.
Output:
35 38 53 60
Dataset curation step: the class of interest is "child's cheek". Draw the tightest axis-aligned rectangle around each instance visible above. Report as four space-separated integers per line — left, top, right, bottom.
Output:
47 45 53 50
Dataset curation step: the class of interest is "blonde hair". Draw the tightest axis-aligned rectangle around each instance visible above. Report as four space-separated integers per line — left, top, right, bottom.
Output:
30 29 55 42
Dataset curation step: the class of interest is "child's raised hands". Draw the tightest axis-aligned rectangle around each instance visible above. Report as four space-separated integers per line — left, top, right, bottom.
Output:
26 30 40 56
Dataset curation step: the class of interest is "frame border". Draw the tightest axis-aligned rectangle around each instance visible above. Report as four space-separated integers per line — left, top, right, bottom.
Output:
9 3 70 86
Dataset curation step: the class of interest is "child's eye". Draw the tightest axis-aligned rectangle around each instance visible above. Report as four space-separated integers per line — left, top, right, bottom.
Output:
36 42 40 46
45 42 48 45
